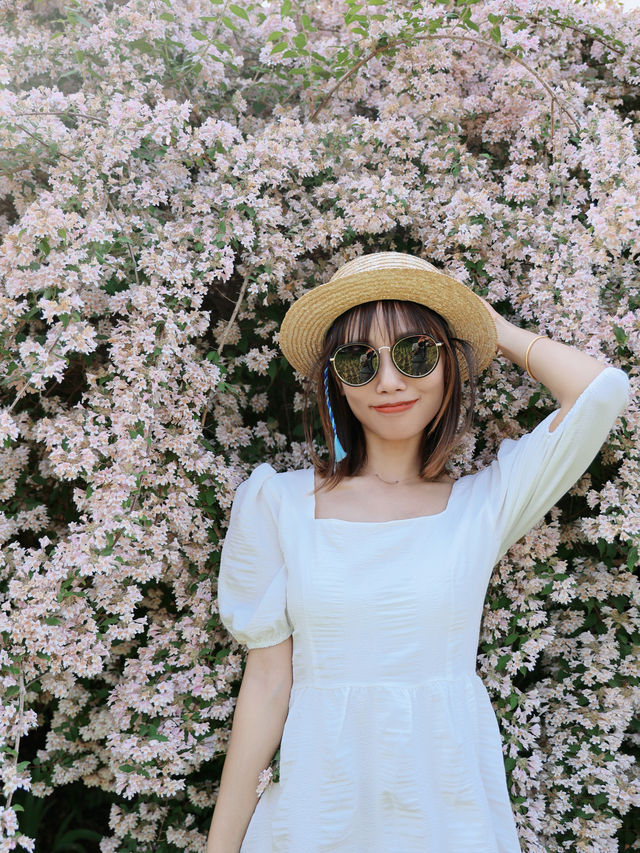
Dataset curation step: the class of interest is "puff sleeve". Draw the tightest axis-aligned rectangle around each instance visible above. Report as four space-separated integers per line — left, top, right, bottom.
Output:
217 462 293 650
479 366 631 564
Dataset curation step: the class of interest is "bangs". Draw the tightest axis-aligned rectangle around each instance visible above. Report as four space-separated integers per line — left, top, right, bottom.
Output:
335 300 447 344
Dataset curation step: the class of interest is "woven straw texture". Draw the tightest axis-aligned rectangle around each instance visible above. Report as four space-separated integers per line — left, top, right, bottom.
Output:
279 252 497 382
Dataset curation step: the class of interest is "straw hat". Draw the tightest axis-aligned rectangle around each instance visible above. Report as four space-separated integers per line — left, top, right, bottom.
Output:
279 251 497 382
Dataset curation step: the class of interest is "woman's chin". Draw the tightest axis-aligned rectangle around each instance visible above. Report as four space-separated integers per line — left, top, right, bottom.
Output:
363 424 428 443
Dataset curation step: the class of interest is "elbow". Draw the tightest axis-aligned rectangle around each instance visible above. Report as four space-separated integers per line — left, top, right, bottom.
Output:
557 364 629 413
244 635 293 695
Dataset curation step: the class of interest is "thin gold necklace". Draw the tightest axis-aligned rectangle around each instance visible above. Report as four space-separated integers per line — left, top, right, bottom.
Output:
370 472 422 486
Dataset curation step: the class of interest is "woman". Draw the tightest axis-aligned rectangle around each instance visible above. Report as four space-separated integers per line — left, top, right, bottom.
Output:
209 251 630 853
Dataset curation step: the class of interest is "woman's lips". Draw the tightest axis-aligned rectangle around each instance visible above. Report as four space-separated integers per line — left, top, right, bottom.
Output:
372 399 418 413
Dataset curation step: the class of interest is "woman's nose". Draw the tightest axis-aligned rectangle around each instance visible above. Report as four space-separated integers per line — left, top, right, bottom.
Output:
375 347 407 390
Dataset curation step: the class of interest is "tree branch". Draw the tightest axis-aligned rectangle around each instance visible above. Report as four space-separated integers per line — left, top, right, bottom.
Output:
309 32 579 131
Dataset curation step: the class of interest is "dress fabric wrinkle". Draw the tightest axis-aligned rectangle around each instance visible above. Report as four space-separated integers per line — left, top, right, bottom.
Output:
217 366 630 853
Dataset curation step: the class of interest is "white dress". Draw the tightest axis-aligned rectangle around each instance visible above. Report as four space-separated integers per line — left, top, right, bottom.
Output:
217 366 630 853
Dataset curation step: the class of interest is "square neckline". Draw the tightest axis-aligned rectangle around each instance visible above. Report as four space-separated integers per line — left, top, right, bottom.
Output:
308 467 461 525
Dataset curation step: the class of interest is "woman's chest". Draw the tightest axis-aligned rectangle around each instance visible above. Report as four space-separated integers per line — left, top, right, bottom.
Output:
312 474 455 523
278 519 499 651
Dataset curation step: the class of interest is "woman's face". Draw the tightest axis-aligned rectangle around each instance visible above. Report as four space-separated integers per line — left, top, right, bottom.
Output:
335 304 447 444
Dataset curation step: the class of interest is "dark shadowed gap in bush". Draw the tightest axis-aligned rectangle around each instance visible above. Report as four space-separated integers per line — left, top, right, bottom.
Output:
14 708 113 852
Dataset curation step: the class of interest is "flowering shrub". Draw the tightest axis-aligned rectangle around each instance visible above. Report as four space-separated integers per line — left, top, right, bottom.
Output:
0 0 639 850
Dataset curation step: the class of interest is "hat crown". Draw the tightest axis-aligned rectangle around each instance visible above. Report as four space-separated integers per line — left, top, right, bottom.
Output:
328 251 440 283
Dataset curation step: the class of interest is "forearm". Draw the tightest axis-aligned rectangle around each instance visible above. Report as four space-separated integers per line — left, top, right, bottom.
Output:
480 300 609 408
206 674 292 853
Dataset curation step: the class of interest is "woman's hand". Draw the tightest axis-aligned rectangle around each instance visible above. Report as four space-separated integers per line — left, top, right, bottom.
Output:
474 292 608 406
475 293 509 354
475 293 504 330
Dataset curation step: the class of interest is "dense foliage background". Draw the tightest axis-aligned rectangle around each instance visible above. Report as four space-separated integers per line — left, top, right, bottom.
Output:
1 0 639 849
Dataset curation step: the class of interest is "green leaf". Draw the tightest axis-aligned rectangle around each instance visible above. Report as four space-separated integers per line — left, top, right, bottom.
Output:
281 0 292 15
221 15 239 31
229 3 249 21
267 30 283 42
311 64 332 78
212 38 233 54
613 325 627 344
293 32 307 48
129 38 156 55
192 29 208 40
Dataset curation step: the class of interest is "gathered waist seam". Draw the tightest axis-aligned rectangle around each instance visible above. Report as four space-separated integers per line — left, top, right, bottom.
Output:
291 674 481 689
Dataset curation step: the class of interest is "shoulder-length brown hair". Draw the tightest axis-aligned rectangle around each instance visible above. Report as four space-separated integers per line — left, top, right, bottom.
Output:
301 299 479 494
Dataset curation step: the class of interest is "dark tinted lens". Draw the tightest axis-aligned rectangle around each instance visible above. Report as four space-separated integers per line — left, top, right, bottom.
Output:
393 335 439 376
333 344 378 385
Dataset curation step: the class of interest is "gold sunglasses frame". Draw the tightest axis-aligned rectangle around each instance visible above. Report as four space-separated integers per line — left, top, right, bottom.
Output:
329 334 444 387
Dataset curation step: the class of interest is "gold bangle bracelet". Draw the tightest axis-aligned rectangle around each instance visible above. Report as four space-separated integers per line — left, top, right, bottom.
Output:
525 334 547 382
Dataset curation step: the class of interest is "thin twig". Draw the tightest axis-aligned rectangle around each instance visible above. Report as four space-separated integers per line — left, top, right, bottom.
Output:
211 0 232 45
527 14 640 70
557 115 565 209
4 670 26 811
200 274 249 428
105 193 141 286
7 324 65 413
216 275 249 357
11 109 108 125
11 122 76 162
309 32 579 130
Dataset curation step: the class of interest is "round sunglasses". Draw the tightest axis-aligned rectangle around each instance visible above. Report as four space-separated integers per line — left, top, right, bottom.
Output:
329 334 444 387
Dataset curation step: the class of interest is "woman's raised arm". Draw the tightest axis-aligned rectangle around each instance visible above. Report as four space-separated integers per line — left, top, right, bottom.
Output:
477 295 612 413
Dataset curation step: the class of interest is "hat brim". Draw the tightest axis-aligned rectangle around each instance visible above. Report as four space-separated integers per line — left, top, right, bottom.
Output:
279 268 497 382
